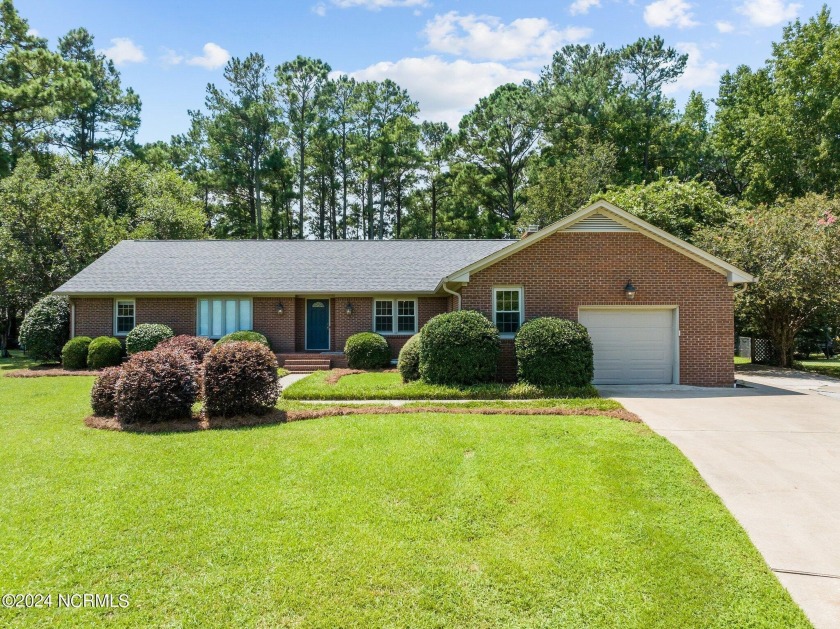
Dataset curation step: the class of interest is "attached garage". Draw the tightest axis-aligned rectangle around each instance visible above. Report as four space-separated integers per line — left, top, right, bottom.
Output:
578 308 678 385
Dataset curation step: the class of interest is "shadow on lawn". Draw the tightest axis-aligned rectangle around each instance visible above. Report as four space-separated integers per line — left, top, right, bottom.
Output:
85 405 641 434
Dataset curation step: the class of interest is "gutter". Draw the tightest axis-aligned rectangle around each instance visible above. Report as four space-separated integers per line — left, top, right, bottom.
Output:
442 281 461 310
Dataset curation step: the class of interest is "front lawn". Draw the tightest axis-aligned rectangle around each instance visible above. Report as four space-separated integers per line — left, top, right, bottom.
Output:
0 375 808 627
283 370 598 400
795 356 840 379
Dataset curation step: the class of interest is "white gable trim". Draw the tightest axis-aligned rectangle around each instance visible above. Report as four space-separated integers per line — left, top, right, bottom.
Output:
442 200 755 286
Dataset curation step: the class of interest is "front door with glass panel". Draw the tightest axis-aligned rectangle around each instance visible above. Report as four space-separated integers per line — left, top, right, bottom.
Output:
306 299 330 350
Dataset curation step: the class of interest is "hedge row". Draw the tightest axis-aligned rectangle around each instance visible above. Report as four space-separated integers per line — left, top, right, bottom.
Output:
91 337 279 422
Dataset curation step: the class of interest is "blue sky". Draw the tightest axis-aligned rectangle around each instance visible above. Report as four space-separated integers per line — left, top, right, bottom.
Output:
19 0 828 144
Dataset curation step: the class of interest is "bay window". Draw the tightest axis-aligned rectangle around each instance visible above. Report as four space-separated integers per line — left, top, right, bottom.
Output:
197 298 252 338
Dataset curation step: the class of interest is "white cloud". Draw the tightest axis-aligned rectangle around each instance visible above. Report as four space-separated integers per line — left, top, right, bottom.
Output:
715 20 734 33
643 0 698 29
101 37 146 65
331 0 427 9
160 48 184 66
736 0 800 27
423 12 591 64
186 42 230 70
340 56 536 127
312 3 327 16
664 42 725 94
26 28 39 37
569 0 600 15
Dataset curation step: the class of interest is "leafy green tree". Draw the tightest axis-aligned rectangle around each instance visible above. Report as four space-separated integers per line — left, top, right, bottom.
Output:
535 43 621 153
0 0 92 172
418 121 454 239
455 83 539 235
600 177 735 242
616 36 687 180
276 56 330 238
521 137 616 229
53 27 141 161
696 194 840 367
205 53 278 238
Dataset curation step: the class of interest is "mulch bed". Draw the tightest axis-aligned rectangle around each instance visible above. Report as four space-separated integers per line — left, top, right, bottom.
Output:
84 405 640 433
6 366 101 377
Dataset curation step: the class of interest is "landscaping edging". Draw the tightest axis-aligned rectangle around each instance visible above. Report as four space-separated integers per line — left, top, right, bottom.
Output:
6 367 101 377
85 405 640 433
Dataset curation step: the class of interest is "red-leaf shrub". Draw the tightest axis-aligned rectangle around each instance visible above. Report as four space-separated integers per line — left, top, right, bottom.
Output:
90 367 122 417
114 349 198 423
157 335 214 365
203 341 279 417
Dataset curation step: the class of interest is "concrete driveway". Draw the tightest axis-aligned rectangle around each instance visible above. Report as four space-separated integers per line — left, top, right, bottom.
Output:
600 366 840 629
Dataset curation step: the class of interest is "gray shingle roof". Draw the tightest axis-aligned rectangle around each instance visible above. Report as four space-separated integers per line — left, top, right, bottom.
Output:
53 239 515 295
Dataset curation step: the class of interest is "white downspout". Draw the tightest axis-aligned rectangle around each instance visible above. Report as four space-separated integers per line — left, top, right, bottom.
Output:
442 281 461 311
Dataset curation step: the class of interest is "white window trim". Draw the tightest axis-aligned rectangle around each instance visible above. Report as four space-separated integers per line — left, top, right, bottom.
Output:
372 297 418 335
113 298 136 337
492 286 524 339
195 297 253 339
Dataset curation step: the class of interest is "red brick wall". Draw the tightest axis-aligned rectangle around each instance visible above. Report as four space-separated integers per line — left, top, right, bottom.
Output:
459 231 735 386
252 297 295 353
71 298 113 338
135 298 195 335
330 296 449 357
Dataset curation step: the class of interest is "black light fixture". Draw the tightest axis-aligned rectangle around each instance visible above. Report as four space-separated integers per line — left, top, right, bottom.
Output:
345 302 354 315
624 280 637 300
276 302 285 315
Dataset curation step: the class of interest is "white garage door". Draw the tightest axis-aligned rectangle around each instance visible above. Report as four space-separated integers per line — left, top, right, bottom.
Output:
578 308 676 384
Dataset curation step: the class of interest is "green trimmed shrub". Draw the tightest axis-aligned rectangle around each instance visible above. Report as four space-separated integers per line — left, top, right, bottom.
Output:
61 336 92 370
345 332 391 369
114 349 198 423
515 317 594 387
125 323 174 355
397 334 422 382
87 336 123 369
203 341 279 417
216 330 270 349
90 367 122 416
19 295 70 361
419 310 500 385
157 335 214 364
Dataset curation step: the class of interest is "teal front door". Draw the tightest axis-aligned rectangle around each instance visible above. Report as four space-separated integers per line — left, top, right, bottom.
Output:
306 299 330 350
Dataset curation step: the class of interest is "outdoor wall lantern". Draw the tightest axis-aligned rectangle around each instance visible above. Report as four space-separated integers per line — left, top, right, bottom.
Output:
345 303 354 315
276 302 285 315
624 280 637 300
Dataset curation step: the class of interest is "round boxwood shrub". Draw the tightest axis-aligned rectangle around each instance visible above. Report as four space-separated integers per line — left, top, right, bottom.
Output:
216 330 271 349
90 367 122 417
157 335 214 365
18 295 70 362
61 336 92 370
397 334 422 382
419 310 500 385
125 323 174 355
515 317 594 387
114 349 198 423
203 341 279 417
87 336 123 369
344 332 391 369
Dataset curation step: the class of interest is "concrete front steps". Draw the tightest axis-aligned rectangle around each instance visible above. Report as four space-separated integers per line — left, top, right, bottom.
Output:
277 353 348 373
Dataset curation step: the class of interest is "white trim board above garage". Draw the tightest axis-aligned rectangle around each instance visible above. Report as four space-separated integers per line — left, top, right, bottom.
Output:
443 200 755 286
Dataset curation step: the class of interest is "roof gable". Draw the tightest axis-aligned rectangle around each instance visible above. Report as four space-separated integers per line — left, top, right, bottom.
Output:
444 200 755 285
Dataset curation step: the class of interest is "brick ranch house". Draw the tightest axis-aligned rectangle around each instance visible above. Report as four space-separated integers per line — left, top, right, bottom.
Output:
54 201 754 386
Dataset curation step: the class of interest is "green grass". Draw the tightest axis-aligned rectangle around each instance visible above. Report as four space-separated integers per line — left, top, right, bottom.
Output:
0 349 52 373
734 356 751 365
283 370 599 400
794 356 840 378
0 376 808 627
